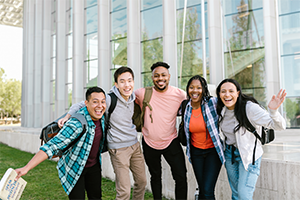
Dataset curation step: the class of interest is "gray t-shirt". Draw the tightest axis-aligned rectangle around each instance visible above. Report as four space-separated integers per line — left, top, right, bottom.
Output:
220 108 236 146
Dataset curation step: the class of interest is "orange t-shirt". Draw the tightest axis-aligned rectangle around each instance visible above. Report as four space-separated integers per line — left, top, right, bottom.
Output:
189 108 214 149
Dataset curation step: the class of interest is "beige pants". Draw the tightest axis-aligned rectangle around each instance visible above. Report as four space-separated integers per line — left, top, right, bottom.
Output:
109 142 147 200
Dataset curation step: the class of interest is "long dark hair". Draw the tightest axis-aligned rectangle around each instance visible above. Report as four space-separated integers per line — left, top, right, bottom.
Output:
216 79 258 132
186 75 211 103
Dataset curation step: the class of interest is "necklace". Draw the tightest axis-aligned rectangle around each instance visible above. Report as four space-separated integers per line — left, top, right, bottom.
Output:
192 108 201 118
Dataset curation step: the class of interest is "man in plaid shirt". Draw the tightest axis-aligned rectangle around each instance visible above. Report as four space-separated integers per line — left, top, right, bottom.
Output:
15 87 107 200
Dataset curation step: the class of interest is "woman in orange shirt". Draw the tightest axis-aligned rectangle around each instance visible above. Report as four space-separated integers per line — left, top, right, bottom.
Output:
180 75 225 199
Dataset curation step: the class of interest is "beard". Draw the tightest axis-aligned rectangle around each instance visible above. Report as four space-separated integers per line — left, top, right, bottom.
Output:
155 85 166 91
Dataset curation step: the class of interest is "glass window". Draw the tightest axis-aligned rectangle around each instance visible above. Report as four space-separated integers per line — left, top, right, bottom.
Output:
52 35 56 57
86 59 98 87
278 0 300 15
68 59 72 84
224 0 263 15
284 97 300 128
68 34 72 58
86 33 98 60
279 13 300 55
176 0 200 9
112 0 127 12
86 0 97 7
111 9 127 40
141 0 162 11
86 5 98 34
112 38 127 67
224 9 264 52
68 84 72 109
141 6 163 40
281 56 300 97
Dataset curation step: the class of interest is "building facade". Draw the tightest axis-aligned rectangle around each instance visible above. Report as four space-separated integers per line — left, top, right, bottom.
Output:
21 0 300 128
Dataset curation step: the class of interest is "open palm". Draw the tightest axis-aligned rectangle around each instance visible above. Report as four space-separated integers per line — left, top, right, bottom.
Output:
268 89 287 110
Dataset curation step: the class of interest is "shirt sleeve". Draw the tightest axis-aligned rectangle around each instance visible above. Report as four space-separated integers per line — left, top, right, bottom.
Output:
68 101 85 116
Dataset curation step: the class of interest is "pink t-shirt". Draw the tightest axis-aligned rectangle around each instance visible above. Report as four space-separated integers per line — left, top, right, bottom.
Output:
135 86 186 149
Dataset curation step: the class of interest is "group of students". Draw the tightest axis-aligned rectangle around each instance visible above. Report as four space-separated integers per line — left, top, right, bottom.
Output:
14 61 286 200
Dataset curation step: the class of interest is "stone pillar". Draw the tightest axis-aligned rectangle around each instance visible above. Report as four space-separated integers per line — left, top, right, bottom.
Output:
33 0 43 127
263 0 280 101
55 0 67 118
72 0 85 103
127 0 141 89
98 0 111 92
208 0 224 85
162 0 177 86
41 0 52 125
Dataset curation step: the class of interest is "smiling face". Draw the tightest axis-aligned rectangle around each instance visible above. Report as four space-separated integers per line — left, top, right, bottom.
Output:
188 79 203 106
115 72 134 101
152 66 170 92
219 82 240 110
85 92 106 121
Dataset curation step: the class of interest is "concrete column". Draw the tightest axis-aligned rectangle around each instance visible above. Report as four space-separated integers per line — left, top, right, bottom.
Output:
72 0 85 103
33 0 43 128
98 0 111 92
208 0 224 85
55 0 67 118
162 0 177 86
263 0 280 102
127 0 141 89
41 0 52 125
25 0 35 127
21 0 28 127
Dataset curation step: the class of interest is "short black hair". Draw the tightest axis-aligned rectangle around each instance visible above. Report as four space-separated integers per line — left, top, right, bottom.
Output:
114 66 134 83
150 62 170 71
86 87 106 101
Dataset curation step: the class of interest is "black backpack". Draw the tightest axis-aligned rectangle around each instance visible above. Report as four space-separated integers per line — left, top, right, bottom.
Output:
244 107 275 165
40 113 87 157
178 100 188 146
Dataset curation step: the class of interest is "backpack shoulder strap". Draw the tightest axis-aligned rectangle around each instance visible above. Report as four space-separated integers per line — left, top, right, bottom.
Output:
142 87 153 124
244 106 262 142
105 93 117 133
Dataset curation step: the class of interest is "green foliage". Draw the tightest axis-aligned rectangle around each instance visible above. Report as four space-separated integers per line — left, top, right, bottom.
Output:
0 143 166 200
0 68 22 119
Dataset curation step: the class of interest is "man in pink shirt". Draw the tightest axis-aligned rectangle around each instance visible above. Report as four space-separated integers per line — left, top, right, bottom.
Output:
135 62 187 200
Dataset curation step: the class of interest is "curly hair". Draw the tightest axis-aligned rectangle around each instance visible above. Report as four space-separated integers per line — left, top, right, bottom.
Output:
186 75 211 103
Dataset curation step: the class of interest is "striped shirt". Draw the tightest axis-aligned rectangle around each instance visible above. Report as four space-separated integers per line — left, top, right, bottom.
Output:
183 97 225 164
40 106 106 195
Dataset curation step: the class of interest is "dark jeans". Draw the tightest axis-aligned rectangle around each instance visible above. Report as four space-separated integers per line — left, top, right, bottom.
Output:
190 145 222 200
68 163 102 200
142 137 187 200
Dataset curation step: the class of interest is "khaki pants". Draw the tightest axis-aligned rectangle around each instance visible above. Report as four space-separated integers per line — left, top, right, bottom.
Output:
109 142 147 200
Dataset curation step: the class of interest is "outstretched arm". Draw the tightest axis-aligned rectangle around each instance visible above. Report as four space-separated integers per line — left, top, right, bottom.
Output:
268 89 287 110
58 101 85 128
15 150 48 180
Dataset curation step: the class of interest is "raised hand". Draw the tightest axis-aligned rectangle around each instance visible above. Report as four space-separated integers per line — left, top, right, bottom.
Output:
268 89 287 110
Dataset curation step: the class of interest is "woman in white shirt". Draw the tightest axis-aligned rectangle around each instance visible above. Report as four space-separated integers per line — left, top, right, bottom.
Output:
216 78 286 200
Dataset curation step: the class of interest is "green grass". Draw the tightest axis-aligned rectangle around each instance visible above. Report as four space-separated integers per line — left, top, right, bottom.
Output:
0 143 167 200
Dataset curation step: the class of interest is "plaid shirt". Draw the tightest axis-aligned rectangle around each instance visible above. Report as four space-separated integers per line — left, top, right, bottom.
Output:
183 97 225 164
40 107 106 195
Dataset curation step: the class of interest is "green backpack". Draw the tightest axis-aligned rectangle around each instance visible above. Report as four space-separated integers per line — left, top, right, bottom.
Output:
105 86 153 133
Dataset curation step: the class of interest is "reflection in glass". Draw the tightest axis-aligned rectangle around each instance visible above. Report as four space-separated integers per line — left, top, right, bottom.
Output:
281 56 300 97
141 38 163 87
86 33 98 60
111 9 127 40
278 0 300 15
86 0 97 7
86 5 98 34
112 0 126 12
176 0 200 9
223 0 263 15
224 9 264 52
112 38 127 67
279 13 300 55
141 6 163 40
284 97 300 128
86 59 98 87
68 84 72 109
141 0 162 11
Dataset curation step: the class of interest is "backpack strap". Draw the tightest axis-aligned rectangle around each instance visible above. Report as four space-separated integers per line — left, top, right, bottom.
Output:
141 87 153 126
105 93 118 134
60 113 88 155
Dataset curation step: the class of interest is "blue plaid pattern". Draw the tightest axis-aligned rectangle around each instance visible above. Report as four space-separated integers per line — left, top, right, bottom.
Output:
183 97 225 164
40 106 106 195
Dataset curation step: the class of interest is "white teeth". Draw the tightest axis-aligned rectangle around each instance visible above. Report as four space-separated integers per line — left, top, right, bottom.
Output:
192 94 198 98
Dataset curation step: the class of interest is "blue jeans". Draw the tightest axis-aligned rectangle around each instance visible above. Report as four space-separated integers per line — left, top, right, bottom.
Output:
224 144 261 200
190 145 222 199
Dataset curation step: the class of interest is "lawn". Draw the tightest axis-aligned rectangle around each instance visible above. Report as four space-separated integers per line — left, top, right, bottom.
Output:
0 143 166 200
